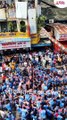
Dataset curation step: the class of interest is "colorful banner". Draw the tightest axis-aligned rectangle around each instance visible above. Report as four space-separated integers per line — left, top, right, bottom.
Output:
0 41 31 50
0 32 29 38
0 32 31 43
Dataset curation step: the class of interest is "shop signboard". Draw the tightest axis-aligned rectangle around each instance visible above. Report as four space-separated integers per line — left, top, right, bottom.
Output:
59 34 67 41
0 41 31 50
0 32 31 43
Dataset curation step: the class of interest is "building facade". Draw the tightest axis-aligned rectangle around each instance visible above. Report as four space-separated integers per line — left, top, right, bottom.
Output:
0 0 31 50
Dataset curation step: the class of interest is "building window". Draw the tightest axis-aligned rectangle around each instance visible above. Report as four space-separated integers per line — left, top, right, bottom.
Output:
0 22 8 32
0 21 17 32
20 21 26 32
8 21 17 32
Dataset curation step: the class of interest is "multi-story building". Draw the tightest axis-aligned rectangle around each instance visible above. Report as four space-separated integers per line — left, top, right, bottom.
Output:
0 0 40 50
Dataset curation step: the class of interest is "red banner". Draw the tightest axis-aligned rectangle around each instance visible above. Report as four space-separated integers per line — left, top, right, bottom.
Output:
0 42 31 50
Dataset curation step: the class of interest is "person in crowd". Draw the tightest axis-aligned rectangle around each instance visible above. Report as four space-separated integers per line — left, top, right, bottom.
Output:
0 49 67 120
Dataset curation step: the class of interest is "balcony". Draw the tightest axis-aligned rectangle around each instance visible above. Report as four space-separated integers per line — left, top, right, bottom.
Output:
0 8 16 20
7 8 16 20
0 0 35 20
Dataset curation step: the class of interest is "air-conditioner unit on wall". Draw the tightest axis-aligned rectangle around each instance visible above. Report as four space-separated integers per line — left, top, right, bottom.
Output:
49 19 54 23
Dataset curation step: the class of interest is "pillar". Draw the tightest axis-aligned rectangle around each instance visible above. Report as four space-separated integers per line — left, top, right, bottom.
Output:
17 19 20 32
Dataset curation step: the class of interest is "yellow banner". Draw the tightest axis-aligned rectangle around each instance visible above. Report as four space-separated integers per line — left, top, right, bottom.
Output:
0 32 30 38
31 34 40 44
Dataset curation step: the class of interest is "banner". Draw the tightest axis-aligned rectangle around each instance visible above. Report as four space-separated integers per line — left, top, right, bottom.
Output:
59 34 67 41
16 2 27 19
0 42 31 50
0 32 31 43
28 9 37 34
0 38 31 44
31 34 40 44
0 9 6 20
0 32 29 38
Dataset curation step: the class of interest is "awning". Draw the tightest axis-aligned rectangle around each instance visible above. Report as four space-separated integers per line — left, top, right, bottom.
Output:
40 27 67 53
31 39 52 47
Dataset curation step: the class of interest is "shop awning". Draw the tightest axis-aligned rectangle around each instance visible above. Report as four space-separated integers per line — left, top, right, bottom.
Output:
31 39 52 47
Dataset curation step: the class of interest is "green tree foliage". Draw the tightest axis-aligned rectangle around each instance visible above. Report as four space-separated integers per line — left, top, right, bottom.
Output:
37 15 46 31
8 21 17 32
8 22 14 32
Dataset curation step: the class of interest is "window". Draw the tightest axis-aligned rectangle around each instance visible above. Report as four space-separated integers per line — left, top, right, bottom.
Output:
20 21 26 32
0 21 17 32
0 22 8 32
8 21 17 32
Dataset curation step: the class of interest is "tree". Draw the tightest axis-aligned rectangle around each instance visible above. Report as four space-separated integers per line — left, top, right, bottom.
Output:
8 21 17 32
37 15 46 32
8 22 14 32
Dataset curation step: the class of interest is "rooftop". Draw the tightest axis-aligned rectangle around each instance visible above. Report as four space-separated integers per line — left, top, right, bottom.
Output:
53 23 67 34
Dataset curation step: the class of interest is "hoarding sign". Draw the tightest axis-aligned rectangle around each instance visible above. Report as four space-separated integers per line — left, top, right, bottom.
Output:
0 32 31 43
0 42 31 50
16 2 27 19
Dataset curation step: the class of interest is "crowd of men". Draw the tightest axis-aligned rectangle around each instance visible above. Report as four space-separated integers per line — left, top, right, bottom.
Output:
0 0 35 9
0 49 67 120
0 1 10 8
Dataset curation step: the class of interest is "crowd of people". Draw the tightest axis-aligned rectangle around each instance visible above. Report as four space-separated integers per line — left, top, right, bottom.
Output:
0 49 67 120
0 1 15 9
0 0 35 9
0 1 9 8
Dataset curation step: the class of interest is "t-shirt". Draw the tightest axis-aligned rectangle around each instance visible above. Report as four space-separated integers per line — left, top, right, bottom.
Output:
39 110 46 119
4 103 11 111
25 94 30 101
57 115 63 120
21 108 28 119
36 101 41 109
